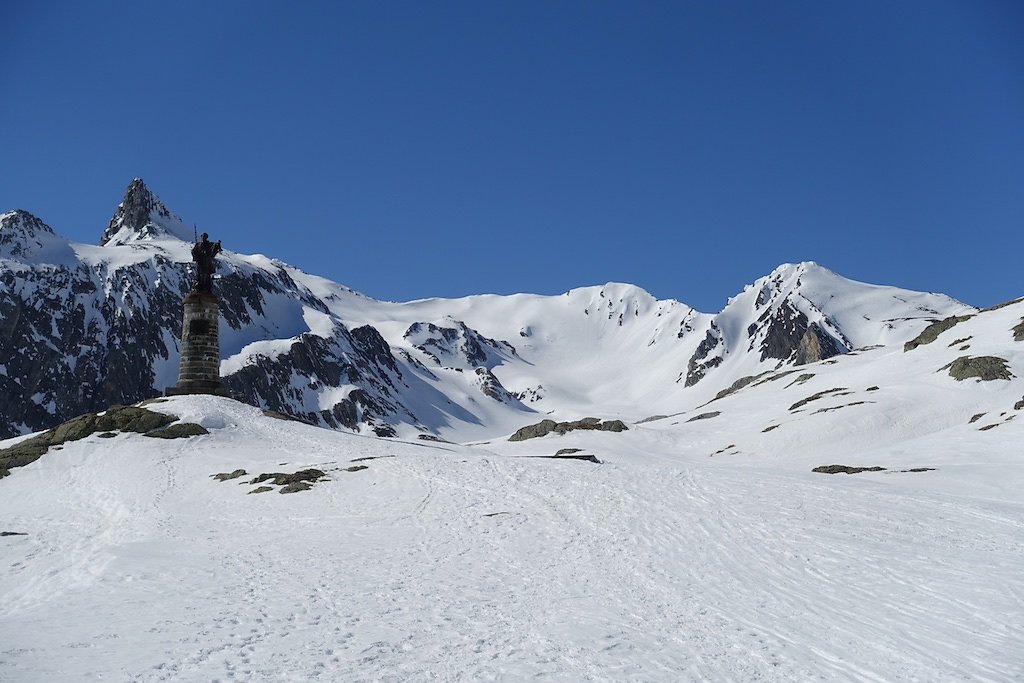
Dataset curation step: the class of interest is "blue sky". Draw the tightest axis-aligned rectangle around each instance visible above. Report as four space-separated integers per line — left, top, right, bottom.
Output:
1 1 1022 310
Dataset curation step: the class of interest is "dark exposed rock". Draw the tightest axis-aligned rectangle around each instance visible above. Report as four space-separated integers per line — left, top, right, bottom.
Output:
1013 319 1024 342
555 448 584 455
943 356 1013 382
969 413 986 423
261 409 314 424
0 404 178 478
475 367 518 403
403 321 515 369
901 468 936 473
758 302 848 363
145 422 209 439
866 386 880 391
1 531 28 537
343 465 369 472
904 315 973 351
248 486 273 494
794 323 847 366
812 401 869 414
812 465 886 474
687 411 721 422
980 297 1024 312
249 468 326 487
684 324 723 387
762 425 779 432
224 325 406 437
550 453 601 463
1015 398 1024 411
509 417 628 442
711 373 769 401
784 373 816 389
509 419 557 441
789 388 849 411
212 469 248 481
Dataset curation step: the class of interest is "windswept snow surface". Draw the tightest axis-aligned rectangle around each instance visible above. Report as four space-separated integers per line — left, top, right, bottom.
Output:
1 395 1021 681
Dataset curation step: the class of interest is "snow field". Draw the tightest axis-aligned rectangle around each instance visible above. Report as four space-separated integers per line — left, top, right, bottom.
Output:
1 396 1021 681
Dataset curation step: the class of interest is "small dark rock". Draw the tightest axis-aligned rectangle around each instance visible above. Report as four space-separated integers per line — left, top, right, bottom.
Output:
813 465 886 474
866 386 880 392
343 465 369 472
248 486 273 494
555 448 584 455
762 425 779 432
261 409 315 424
145 423 209 439
280 481 313 494
547 453 601 463
901 468 936 473
212 469 248 482
790 388 849 411
1 531 28 537
783 373 816 389
687 411 721 422
969 413 986 423
98 432 118 438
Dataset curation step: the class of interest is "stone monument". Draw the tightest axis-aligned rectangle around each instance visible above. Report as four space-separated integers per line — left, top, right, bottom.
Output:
166 232 231 396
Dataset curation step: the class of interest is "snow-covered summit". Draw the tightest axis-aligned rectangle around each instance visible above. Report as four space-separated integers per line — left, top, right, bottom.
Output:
0 180 990 440
99 178 194 246
0 209 76 265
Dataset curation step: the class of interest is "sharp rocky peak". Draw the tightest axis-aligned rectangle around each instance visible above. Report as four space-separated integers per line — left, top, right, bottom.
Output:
0 209 70 262
2 207 51 230
100 178 192 246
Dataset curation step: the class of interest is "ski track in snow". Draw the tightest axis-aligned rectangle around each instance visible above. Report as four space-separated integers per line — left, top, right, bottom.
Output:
1 398 1022 682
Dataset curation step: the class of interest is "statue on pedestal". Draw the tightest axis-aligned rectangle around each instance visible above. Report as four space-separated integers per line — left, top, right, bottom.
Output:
166 230 230 397
191 232 223 294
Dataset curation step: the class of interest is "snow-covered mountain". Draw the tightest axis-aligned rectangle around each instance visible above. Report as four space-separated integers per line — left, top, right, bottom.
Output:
2 282 1022 679
0 180 974 441
2 180 1022 680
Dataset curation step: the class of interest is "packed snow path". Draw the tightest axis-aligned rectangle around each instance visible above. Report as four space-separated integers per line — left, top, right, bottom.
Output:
1 398 1022 681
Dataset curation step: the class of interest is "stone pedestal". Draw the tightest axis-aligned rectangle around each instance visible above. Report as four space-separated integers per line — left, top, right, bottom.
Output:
165 292 231 396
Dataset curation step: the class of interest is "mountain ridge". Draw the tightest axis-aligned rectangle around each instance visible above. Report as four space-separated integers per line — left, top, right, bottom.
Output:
0 180 977 439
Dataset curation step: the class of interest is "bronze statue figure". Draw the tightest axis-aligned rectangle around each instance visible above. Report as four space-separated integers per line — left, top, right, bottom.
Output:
191 232 223 294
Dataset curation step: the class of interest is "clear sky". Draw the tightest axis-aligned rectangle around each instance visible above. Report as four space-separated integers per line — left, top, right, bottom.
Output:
1 1 1021 311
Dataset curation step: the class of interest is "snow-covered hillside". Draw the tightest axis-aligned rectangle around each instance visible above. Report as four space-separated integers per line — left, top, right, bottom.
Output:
0 179 973 441
2 179 1022 680
1 386 1021 681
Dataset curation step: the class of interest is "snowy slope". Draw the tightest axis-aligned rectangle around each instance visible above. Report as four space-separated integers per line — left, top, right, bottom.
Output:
0 179 981 444
289 262 973 429
1 390 1021 681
